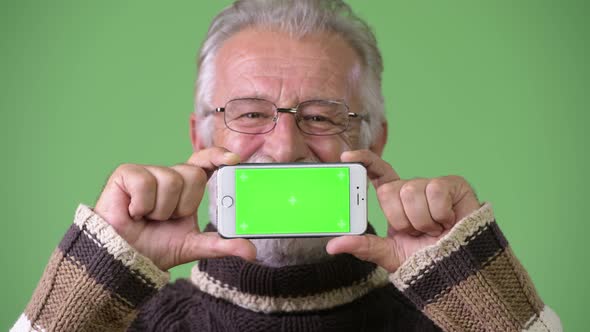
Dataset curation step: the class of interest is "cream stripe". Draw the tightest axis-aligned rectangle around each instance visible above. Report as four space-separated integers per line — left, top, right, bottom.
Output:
390 203 495 291
74 204 169 288
11 313 45 332
523 306 563 332
190 264 389 313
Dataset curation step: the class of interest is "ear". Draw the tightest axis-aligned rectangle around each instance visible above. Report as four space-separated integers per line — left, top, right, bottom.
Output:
190 113 206 152
369 121 388 157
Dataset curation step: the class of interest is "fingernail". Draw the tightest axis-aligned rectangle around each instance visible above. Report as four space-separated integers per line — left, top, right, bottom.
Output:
325 242 336 255
341 151 353 160
224 152 240 162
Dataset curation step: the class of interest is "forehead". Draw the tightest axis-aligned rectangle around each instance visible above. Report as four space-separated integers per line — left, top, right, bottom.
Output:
213 28 361 103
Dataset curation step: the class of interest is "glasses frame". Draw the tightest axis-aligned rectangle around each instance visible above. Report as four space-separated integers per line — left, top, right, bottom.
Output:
212 98 367 136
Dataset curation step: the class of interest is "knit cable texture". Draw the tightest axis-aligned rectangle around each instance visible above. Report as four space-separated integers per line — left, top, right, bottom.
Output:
391 203 562 332
12 205 169 332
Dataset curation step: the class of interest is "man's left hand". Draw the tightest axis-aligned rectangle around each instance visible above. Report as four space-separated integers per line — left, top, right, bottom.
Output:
326 150 481 273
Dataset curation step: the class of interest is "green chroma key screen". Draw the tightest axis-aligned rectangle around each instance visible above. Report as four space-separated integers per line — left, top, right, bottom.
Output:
235 167 350 235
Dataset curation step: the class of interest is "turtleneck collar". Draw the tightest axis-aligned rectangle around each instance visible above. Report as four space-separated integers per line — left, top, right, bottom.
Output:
190 224 389 313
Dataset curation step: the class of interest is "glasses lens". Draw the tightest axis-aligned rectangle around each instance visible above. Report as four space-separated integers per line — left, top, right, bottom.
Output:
298 100 348 135
224 99 276 134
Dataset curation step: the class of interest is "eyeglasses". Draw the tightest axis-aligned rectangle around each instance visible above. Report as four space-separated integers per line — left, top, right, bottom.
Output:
211 98 366 136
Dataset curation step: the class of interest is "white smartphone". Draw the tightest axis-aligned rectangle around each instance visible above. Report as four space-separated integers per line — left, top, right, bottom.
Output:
216 163 367 238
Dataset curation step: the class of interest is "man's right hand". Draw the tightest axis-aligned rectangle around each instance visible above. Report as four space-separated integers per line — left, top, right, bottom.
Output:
94 147 256 271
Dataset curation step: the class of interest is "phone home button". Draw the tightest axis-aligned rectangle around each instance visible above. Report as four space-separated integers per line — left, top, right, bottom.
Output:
221 195 234 208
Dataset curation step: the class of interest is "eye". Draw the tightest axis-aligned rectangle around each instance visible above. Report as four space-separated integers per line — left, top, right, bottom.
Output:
244 112 264 118
236 112 270 119
303 115 329 122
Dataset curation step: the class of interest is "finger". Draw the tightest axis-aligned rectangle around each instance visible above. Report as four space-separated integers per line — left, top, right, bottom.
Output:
326 235 400 273
114 164 158 220
376 181 419 235
180 232 257 263
400 180 444 236
187 147 241 178
170 164 208 219
425 178 456 229
340 149 400 188
441 175 481 221
144 166 184 221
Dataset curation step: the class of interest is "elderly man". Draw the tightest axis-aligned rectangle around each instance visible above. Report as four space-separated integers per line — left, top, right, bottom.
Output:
13 1 561 331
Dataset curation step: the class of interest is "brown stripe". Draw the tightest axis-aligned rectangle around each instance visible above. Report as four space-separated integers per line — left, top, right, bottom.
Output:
24 249 65 330
423 272 521 332
508 247 544 314
29 256 97 330
86 295 138 331
52 277 137 331
32 258 136 331
480 248 544 326
403 222 508 309
58 223 159 307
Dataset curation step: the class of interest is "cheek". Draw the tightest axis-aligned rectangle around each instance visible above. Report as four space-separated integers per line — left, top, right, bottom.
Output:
305 136 351 162
213 128 265 161
344 122 362 148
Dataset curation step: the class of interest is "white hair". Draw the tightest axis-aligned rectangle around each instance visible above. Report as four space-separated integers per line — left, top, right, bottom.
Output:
194 0 386 148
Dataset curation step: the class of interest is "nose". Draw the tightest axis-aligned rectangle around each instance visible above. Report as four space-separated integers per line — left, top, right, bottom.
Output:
262 111 309 162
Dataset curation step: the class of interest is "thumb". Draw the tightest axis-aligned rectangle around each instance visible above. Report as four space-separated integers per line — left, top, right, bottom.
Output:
179 232 257 264
326 235 400 273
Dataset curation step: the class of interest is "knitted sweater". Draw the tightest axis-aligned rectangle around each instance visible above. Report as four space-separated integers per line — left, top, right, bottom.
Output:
12 203 562 332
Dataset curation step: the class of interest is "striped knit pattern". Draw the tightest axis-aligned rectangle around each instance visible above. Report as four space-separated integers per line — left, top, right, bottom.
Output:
390 203 562 332
12 203 562 331
13 205 169 332
190 257 390 313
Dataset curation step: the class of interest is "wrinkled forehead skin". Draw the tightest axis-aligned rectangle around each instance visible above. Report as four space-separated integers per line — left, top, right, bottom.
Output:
212 27 363 111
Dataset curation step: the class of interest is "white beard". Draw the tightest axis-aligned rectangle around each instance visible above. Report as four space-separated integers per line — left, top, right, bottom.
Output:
208 152 334 267
250 236 333 267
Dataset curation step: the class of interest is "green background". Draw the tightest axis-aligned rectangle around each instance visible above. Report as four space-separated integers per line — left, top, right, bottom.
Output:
1 0 587 330
235 167 350 234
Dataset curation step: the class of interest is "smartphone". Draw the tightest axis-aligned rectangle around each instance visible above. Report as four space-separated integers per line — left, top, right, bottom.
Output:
216 163 367 238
